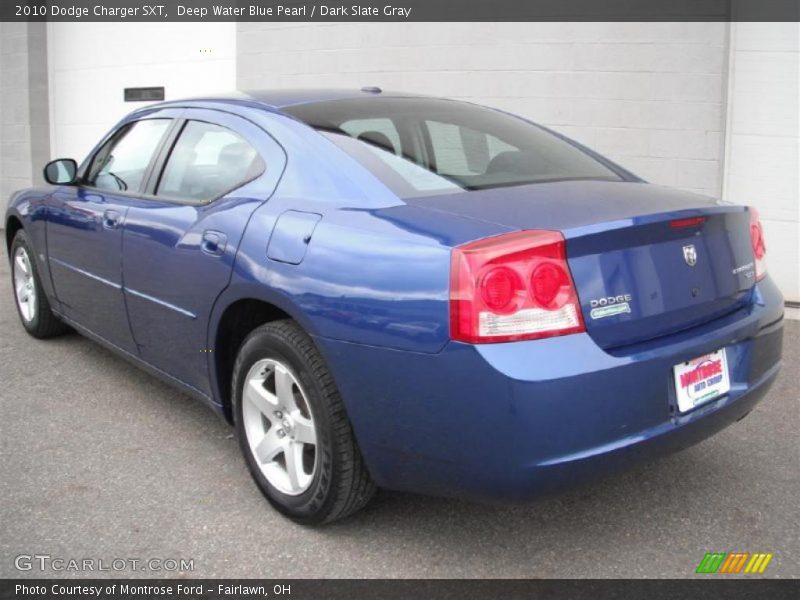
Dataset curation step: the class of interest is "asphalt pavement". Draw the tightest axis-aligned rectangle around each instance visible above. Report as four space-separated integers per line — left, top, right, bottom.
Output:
1 245 798 578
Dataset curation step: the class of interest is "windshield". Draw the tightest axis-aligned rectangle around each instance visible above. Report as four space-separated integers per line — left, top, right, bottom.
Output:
285 97 624 198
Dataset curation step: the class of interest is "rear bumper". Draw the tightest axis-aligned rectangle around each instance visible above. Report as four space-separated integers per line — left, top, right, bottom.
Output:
315 277 784 503
509 357 779 499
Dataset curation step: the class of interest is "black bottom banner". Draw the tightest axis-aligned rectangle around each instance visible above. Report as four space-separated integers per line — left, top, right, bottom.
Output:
1 579 799 600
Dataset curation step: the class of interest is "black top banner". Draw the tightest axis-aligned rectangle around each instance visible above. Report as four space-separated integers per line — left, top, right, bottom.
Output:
3 0 799 22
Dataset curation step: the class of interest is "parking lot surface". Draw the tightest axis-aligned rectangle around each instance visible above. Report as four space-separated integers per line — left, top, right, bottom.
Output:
1 246 798 578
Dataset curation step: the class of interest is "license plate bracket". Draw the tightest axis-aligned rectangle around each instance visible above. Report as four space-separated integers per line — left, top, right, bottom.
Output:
673 349 731 413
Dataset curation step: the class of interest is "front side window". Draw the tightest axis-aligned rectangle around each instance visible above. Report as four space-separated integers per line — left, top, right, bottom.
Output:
285 97 623 198
156 120 265 203
86 119 171 192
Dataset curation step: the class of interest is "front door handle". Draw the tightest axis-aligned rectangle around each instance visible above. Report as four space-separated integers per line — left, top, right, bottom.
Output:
102 209 121 229
201 230 227 256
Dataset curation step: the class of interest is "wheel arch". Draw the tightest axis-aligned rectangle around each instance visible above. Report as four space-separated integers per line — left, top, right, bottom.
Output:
5 214 24 256
210 290 320 423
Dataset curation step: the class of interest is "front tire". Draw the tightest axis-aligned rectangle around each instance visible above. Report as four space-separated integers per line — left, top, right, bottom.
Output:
10 230 69 338
232 320 375 524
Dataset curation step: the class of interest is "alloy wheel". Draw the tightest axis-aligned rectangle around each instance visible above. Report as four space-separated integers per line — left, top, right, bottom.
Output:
241 358 318 496
13 246 37 323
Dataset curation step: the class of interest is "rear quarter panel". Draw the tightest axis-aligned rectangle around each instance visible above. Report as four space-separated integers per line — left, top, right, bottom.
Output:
207 110 508 401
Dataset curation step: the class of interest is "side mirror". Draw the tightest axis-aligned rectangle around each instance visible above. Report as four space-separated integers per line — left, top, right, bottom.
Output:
43 158 78 185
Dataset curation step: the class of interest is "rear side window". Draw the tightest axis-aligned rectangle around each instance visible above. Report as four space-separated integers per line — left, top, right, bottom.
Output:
156 120 265 203
86 119 171 192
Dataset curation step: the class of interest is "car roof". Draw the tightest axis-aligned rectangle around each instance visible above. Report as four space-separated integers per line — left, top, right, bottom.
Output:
243 88 425 108
147 88 427 112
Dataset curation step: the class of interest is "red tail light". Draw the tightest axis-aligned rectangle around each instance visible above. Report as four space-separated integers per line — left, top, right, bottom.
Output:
450 230 585 343
749 207 767 281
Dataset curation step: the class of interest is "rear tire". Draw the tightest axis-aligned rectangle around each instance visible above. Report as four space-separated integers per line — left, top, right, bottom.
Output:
232 319 375 524
10 230 69 339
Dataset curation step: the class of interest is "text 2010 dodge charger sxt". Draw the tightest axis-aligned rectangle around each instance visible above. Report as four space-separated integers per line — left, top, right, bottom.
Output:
5 90 783 523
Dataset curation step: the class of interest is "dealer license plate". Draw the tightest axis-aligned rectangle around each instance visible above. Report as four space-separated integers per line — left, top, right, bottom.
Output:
673 349 731 413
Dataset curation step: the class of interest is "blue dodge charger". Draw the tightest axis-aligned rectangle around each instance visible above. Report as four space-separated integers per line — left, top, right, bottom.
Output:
5 89 784 523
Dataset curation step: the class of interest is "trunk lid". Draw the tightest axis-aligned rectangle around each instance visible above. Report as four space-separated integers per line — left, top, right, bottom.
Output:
406 181 756 349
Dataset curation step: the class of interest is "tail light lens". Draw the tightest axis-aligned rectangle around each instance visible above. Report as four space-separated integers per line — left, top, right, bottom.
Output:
450 230 585 343
749 207 767 281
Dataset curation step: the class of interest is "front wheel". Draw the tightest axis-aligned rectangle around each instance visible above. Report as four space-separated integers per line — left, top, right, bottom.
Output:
10 230 69 338
232 320 375 524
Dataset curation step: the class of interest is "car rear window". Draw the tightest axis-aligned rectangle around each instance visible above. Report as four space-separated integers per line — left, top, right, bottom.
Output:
284 97 623 198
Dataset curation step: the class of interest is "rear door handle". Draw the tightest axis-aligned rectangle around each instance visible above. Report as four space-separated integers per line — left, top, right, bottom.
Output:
102 209 121 229
201 230 227 256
